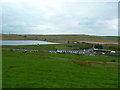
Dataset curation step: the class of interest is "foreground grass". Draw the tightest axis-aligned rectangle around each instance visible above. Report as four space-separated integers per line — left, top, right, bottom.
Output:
2 48 118 88
0 47 2 89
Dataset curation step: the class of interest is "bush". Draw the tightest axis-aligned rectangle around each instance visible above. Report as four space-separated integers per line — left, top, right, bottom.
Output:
111 60 116 62
94 44 103 49
10 49 13 52
24 35 27 38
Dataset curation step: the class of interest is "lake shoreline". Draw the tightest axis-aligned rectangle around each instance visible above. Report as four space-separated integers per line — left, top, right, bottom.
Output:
0 40 60 46
1 34 118 44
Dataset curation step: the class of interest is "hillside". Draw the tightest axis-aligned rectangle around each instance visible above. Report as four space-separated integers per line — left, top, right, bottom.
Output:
1 34 118 44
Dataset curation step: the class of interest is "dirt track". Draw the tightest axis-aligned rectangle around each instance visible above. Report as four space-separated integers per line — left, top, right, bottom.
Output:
78 41 118 45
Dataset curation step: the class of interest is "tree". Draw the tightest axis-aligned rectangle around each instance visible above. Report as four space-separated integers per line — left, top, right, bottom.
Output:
24 35 27 38
94 44 103 49
44 38 47 41
67 41 70 43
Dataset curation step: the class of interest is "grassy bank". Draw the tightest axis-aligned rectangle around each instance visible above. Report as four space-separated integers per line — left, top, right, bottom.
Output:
2 42 119 52
2 45 119 88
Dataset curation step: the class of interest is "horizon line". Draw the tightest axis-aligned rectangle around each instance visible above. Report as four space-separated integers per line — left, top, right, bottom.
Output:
0 33 119 36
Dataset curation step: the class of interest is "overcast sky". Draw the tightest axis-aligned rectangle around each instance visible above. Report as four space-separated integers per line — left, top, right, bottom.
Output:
1 0 119 36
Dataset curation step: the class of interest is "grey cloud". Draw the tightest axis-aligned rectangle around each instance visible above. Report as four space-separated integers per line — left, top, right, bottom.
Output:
2 1 118 36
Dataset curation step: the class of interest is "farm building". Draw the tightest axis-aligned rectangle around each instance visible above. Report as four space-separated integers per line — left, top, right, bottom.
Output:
48 48 117 56
93 49 116 53
56 49 95 56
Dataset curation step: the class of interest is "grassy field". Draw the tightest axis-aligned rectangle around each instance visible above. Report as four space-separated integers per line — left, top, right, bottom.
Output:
2 44 119 88
2 34 119 88
1 34 119 44
0 47 2 89
2 42 119 52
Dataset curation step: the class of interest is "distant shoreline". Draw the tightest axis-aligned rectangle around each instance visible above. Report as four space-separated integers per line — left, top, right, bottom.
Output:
1 34 118 45
0 33 118 36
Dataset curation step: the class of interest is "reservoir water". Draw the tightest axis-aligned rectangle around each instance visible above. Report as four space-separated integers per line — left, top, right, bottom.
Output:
0 40 60 45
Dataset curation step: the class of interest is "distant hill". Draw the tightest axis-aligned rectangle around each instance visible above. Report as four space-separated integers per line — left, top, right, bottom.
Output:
1 34 119 44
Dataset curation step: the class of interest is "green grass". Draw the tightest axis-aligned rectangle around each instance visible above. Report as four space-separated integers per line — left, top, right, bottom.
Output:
2 44 68 50
2 43 93 50
0 47 2 89
2 48 118 88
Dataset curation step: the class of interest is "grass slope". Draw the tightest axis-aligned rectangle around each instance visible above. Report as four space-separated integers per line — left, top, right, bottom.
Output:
2 42 119 51
1 34 118 43
2 48 118 88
